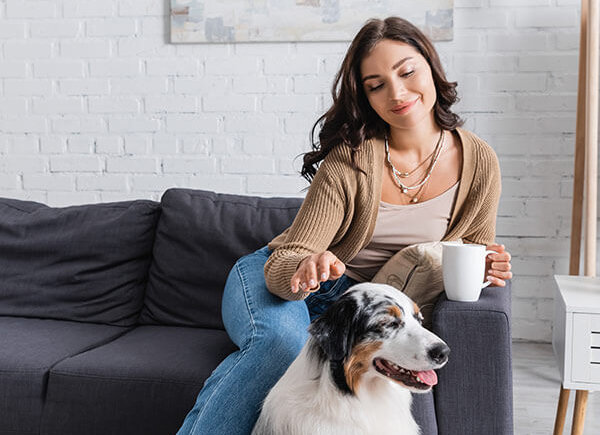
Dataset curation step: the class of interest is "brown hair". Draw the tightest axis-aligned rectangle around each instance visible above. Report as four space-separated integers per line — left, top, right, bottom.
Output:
301 16 463 182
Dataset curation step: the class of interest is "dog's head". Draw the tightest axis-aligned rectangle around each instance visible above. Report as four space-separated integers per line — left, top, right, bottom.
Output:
308 282 449 395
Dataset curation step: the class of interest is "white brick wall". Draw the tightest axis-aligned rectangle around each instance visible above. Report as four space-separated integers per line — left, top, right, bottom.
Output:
0 0 587 341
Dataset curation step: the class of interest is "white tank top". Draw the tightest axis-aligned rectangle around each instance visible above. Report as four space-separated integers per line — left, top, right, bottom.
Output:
345 182 459 283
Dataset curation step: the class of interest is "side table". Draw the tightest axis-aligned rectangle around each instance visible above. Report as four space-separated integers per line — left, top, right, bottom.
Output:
553 274 600 435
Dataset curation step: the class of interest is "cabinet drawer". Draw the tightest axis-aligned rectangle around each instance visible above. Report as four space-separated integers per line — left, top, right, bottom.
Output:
572 313 600 383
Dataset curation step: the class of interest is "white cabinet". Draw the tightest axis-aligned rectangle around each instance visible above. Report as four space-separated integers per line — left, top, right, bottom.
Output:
553 275 600 391
571 313 600 383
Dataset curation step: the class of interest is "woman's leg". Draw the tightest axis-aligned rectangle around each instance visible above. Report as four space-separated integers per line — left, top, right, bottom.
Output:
177 246 311 435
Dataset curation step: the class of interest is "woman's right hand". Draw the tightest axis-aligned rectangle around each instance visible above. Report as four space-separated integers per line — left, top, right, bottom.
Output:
291 251 346 294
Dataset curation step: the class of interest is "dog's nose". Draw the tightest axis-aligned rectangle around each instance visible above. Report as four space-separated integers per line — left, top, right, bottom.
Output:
428 343 450 365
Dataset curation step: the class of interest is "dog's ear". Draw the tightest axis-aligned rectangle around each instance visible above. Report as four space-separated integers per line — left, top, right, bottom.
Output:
308 295 365 361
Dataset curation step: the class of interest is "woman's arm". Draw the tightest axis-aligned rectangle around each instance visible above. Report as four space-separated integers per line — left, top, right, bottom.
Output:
462 149 501 246
463 145 512 286
264 155 349 300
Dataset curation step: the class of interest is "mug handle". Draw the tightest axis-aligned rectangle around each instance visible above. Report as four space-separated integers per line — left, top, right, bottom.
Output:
481 249 497 289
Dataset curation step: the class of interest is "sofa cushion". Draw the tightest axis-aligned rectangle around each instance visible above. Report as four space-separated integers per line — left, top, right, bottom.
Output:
0 316 129 435
412 391 438 435
41 325 237 435
0 198 161 326
140 188 301 328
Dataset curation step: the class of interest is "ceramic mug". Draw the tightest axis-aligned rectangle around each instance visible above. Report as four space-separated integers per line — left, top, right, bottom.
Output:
442 242 497 302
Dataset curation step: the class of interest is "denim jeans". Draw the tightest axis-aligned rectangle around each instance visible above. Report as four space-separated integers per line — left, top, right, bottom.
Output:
176 245 357 435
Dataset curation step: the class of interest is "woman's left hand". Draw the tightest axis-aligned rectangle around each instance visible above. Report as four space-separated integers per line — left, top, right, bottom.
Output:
485 243 512 287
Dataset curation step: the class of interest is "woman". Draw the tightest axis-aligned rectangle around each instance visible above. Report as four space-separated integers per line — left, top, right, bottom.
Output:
177 16 512 435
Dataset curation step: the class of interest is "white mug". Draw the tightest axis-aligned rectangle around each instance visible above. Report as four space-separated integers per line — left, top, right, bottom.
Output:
442 242 496 302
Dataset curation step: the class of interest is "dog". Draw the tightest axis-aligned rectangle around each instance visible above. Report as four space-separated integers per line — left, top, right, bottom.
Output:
252 282 450 435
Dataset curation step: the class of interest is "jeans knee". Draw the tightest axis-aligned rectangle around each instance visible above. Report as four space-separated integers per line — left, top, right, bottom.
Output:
259 322 308 365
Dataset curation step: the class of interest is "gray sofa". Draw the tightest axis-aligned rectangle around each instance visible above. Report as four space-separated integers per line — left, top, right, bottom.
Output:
0 188 513 435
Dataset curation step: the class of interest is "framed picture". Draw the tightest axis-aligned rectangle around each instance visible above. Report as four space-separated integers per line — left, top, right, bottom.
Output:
171 1 454 43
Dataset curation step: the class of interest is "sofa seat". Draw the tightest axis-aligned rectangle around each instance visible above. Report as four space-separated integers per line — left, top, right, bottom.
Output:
0 316 130 435
41 325 237 435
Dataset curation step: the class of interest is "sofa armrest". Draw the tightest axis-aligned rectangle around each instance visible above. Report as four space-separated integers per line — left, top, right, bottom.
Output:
432 281 513 435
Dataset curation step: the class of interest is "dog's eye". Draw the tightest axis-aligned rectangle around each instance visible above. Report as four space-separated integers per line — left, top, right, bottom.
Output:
370 320 386 333
371 326 384 335
375 319 401 330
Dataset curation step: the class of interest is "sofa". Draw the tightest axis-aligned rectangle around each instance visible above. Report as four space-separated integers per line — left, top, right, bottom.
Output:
0 187 513 435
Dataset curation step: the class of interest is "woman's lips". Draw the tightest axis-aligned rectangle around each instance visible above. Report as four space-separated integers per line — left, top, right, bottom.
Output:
391 98 418 115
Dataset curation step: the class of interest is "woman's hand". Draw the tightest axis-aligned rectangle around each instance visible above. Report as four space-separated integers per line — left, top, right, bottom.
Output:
291 251 346 294
485 243 512 287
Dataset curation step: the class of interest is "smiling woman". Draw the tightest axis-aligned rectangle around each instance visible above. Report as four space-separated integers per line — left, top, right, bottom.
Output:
360 38 463 207
301 17 462 185
177 16 512 435
361 41 438 129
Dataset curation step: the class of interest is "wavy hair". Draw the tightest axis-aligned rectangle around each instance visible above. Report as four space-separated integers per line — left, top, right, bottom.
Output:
301 16 463 182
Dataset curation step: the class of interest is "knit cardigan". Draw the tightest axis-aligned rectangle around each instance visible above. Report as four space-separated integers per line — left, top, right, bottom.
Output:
265 127 502 301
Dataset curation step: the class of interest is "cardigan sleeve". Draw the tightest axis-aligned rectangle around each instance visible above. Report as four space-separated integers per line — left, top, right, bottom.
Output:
462 146 502 246
264 154 349 301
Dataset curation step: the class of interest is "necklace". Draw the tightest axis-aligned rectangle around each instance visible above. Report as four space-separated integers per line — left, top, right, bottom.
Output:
406 182 427 203
403 149 435 203
385 130 445 195
389 133 442 178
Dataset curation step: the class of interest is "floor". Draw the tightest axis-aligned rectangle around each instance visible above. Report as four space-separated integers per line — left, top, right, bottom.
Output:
513 342 600 435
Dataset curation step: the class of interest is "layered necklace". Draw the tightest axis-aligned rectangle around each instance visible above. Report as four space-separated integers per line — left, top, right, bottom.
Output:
384 129 445 203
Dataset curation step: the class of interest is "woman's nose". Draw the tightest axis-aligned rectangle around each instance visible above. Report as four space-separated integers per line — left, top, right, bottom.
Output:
388 79 408 101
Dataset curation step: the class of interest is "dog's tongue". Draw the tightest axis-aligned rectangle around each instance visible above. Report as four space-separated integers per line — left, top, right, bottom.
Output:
414 370 438 386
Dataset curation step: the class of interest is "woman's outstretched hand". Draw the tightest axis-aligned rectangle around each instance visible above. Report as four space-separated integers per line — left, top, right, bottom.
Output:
291 251 346 294
486 243 512 287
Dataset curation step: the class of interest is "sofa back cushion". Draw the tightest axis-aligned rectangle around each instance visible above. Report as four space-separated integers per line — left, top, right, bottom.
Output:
0 198 161 326
140 188 302 329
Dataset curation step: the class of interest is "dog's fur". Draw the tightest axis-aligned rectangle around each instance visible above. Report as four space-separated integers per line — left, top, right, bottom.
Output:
252 283 450 435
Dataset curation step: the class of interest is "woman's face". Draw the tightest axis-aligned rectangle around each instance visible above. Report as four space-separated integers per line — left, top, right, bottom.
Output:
360 39 437 131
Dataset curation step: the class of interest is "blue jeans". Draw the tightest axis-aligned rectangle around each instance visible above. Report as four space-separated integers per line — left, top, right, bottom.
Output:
177 246 357 435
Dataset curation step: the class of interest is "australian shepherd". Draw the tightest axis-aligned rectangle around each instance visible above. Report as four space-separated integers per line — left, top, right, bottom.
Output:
252 283 450 435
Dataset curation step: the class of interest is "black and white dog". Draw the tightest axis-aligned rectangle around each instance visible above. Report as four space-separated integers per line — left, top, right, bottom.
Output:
252 283 450 435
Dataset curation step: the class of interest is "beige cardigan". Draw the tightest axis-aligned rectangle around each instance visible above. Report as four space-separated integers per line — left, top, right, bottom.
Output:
265 128 502 301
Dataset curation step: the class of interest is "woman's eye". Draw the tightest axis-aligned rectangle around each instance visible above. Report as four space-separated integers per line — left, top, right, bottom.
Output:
401 70 415 78
368 83 383 92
